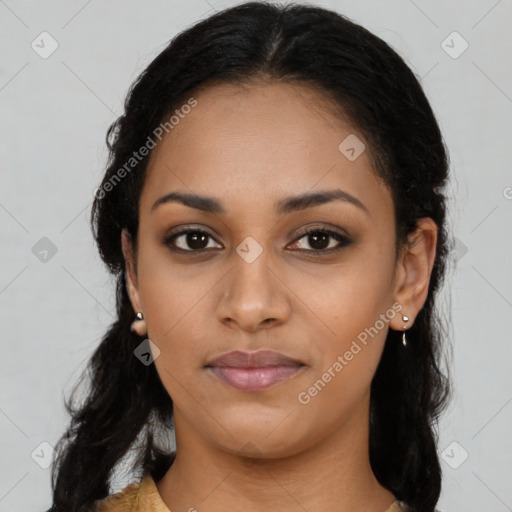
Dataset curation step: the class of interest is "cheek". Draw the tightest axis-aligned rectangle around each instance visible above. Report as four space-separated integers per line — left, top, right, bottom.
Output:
149 314 208 410
295 326 387 429
137 269 213 393
137 243 217 348
300 262 393 402
305 257 392 339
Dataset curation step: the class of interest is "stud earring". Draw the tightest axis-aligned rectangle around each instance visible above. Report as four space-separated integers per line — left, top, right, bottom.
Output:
402 315 409 347
130 312 145 334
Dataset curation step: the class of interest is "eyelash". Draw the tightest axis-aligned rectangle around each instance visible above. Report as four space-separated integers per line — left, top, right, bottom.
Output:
163 226 352 256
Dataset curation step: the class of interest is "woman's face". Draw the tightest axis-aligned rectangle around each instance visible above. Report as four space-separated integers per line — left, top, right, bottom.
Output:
123 81 423 458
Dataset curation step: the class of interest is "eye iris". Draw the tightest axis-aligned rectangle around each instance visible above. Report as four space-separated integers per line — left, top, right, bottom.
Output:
309 231 330 250
187 231 209 250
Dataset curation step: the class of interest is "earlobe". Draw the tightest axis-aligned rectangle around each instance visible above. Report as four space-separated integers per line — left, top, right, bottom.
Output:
392 218 438 331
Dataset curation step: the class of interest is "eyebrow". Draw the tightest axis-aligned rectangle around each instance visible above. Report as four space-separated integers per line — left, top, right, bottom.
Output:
151 188 369 216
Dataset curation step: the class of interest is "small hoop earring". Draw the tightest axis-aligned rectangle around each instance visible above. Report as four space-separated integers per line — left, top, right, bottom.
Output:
402 315 409 347
130 312 145 333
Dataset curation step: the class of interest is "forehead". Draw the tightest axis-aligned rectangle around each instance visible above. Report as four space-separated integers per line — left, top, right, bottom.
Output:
141 81 392 220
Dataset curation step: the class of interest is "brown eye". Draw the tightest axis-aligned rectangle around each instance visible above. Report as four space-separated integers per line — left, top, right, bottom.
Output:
289 228 351 254
164 229 221 252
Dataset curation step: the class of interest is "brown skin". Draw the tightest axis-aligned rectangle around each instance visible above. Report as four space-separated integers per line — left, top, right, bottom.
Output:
121 80 437 512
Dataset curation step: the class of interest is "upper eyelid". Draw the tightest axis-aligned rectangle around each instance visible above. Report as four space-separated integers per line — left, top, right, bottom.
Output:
166 223 347 238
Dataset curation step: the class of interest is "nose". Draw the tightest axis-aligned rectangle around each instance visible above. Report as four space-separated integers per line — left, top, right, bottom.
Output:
216 251 291 332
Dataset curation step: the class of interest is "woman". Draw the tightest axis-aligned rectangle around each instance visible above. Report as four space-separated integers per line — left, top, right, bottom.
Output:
48 2 452 511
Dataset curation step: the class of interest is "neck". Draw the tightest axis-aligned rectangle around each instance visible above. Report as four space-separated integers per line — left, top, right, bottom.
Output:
156 396 396 512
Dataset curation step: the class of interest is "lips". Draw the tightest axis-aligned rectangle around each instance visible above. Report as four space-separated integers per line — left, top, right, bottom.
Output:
206 349 303 368
205 349 306 391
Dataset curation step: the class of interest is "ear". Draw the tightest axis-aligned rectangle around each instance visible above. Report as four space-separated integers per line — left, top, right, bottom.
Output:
391 217 438 330
121 228 143 314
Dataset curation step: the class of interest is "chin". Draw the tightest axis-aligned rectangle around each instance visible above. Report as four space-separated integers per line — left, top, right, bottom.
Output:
208 414 308 460
234 439 303 460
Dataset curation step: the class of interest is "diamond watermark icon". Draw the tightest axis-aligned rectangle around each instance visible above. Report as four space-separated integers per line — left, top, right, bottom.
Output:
32 237 58 263
236 236 263 264
31 31 59 59
31 441 56 469
338 134 365 161
441 440 469 469
453 236 468 263
134 338 161 366
441 31 468 59
236 442 263 469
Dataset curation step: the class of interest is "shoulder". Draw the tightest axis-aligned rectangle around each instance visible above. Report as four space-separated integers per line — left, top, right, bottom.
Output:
90 478 145 512
90 474 170 512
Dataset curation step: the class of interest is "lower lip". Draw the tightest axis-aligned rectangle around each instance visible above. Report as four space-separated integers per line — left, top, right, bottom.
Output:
208 365 304 391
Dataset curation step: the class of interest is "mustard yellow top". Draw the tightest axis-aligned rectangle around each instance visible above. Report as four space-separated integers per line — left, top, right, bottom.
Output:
92 474 410 511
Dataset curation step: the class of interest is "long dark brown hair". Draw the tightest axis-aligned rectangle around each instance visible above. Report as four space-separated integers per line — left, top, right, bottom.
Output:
47 2 453 511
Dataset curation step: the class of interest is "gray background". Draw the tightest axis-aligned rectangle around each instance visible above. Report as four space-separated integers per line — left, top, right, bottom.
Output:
1 1 511 511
